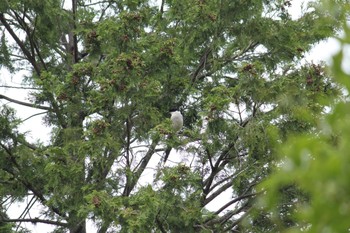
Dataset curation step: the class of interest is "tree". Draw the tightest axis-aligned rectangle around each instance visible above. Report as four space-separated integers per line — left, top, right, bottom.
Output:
0 0 345 232
256 2 350 232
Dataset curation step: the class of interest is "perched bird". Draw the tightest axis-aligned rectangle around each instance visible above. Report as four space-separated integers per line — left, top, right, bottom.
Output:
163 110 183 164
170 110 183 132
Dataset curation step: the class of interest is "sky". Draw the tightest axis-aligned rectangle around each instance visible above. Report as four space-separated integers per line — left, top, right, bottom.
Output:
0 0 343 232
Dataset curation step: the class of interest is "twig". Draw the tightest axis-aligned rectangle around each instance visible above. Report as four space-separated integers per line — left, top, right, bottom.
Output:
15 196 38 231
21 111 48 123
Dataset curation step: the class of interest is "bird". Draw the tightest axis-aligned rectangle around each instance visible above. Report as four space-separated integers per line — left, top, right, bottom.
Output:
163 110 183 164
170 110 183 132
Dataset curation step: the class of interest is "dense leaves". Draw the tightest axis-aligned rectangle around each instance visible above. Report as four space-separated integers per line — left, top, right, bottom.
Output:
0 0 346 232
257 7 350 232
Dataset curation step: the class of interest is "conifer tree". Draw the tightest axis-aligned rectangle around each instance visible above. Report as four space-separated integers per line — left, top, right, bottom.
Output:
0 0 346 232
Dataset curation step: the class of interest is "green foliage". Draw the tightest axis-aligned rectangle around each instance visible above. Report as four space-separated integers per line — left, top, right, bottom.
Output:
256 3 350 232
0 210 15 233
117 166 203 232
0 32 13 71
0 0 347 232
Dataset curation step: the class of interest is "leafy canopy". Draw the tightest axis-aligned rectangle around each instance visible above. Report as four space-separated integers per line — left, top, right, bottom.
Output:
256 2 350 232
0 0 347 232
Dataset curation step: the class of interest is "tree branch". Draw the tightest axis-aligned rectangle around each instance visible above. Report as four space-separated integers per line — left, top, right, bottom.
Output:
208 172 237 194
21 111 48 123
1 163 65 218
191 48 212 84
163 146 172 164
204 201 250 228
203 181 232 206
195 41 259 82
0 94 52 111
72 0 79 63
0 14 65 128
0 13 41 75
125 117 131 167
17 196 37 220
12 10 47 71
123 140 158 196
0 85 42 90
160 0 165 15
155 210 167 233
0 145 65 218
214 192 257 215
223 206 252 231
206 148 214 170
0 217 68 227
15 196 38 231
203 143 235 190
97 220 112 233
32 18 48 70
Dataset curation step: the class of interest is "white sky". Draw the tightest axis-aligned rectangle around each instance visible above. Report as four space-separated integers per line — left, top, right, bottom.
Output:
0 0 343 232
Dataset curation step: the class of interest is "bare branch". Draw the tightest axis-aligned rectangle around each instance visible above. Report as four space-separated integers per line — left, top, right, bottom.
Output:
204 201 251 227
204 181 232 206
191 48 212 84
15 196 38 231
0 85 42 90
31 17 48 70
236 101 243 124
206 148 214 170
12 10 47 71
203 143 235 189
0 217 68 227
163 146 172 164
125 117 132 167
72 0 79 63
214 192 257 215
0 94 52 111
17 196 37 220
213 143 235 172
223 207 252 232
16 137 38 150
21 111 48 123
81 0 111 7
208 172 237 194
160 0 165 15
